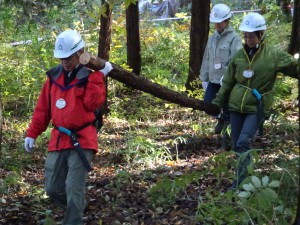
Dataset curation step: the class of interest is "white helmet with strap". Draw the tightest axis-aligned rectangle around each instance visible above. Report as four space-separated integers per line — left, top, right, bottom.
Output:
239 12 267 32
210 4 232 23
54 30 85 59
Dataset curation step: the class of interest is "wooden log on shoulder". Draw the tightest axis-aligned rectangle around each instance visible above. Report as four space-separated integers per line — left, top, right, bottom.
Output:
79 52 220 115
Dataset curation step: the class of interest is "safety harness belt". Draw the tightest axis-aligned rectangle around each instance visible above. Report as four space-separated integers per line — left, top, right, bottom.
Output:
58 126 93 172
252 89 264 136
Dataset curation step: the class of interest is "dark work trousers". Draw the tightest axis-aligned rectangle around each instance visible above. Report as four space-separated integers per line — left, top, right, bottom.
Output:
204 82 230 122
230 112 259 188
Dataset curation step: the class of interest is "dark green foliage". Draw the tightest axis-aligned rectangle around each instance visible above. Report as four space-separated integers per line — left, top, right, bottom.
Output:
0 1 298 224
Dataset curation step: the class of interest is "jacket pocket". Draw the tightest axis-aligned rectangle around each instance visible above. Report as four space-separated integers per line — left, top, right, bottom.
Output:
219 45 230 62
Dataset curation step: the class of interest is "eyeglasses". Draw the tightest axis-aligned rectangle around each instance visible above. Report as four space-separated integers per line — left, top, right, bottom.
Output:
60 53 77 61
243 35 257 40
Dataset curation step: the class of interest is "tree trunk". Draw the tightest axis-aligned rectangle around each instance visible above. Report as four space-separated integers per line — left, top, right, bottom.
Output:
126 1 141 75
98 0 112 60
185 0 210 91
98 0 113 116
288 0 300 55
80 53 220 115
0 85 2 158
292 44 300 225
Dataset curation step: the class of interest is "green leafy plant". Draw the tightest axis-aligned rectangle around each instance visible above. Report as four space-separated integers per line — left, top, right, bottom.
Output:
111 169 133 193
149 171 203 207
122 134 172 167
196 173 295 225
196 190 242 224
0 1 298 223
0 172 19 194
172 136 187 161
237 175 292 225
207 151 236 182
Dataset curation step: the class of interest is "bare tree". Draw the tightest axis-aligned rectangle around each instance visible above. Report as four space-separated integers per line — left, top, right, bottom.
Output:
185 0 210 91
0 85 2 157
126 1 141 75
289 0 300 221
97 0 113 119
288 0 300 55
98 1 112 60
293 44 300 225
291 1 300 225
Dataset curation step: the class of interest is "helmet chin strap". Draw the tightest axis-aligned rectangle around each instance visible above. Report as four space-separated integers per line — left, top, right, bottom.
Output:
63 63 80 74
69 64 80 74
67 52 81 73
256 31 265 48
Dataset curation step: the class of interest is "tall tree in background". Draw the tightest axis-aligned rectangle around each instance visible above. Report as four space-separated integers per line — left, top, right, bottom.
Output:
293 58 300 225
288 0 300 55
185 0 210 91
0 85 2 157
292 63 300 225
126 1 141 75
290 1 300 225
98 1 112 60
98 0 112 116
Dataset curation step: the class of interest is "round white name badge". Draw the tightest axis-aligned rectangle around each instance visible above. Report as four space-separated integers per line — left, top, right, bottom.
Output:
214 63 222 70
243 70 254 78
56 98 66 109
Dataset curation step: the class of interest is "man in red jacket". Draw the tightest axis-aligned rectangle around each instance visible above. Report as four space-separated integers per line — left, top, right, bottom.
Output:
24 30 112 225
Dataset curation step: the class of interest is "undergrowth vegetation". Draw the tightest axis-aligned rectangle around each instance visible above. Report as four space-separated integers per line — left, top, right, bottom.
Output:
0 1 298 224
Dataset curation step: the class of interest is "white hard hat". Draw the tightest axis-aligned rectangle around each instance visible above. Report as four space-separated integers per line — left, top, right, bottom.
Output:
54 30 85 59
210 4 232 23
239 12 267 32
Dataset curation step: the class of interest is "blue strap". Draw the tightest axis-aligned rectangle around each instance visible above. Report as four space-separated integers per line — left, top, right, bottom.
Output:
57 126 92 172
58 126 72 136
252 88 262 101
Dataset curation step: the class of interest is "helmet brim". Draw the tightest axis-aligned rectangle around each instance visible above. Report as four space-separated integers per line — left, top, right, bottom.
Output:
210 14 231 23
239 26 267 32
53 41 85 59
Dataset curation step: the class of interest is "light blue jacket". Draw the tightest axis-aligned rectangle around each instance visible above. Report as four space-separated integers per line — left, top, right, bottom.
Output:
200 26 242 84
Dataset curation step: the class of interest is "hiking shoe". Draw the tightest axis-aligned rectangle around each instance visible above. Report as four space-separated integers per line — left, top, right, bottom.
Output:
214 119 224 134
84 199 90 213
218 122 231 151
218 142 231 151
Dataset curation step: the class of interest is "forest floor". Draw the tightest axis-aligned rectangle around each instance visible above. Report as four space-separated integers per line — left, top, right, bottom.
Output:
0 98 298 225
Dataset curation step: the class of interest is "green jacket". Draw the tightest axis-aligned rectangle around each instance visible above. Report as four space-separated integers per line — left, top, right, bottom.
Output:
212 42 299 114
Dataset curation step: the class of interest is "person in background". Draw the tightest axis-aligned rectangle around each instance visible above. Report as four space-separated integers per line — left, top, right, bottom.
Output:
200 3 242 151
24 30 113 224
212 12 299 189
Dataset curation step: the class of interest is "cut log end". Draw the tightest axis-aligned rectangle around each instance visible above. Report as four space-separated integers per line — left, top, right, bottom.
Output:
79 52 91 65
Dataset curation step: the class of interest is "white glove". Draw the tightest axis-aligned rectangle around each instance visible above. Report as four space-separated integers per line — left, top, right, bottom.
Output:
100 62 113 76
202 82 208 91
24 137 35 152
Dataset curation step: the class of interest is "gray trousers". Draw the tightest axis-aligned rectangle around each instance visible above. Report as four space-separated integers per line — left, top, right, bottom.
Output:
44 149 94 225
